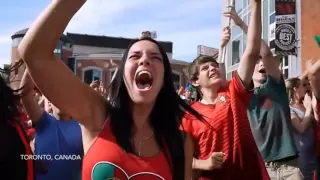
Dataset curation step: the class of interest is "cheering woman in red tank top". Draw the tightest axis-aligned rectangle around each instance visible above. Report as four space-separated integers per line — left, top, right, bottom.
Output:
18 0 206 179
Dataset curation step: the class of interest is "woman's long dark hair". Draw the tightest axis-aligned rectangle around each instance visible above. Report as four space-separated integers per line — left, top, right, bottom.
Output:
0 60 24 125
108 37 205 179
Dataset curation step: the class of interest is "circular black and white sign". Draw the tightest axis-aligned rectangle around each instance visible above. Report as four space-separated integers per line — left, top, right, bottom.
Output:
274 24 296 51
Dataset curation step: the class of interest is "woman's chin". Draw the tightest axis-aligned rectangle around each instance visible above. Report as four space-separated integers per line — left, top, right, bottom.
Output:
131 95 155 105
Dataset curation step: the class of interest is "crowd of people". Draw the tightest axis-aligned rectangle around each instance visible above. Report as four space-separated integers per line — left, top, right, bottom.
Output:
1 0 320 180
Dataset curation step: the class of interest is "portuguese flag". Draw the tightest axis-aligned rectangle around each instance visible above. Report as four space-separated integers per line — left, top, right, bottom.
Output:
314 31 320 47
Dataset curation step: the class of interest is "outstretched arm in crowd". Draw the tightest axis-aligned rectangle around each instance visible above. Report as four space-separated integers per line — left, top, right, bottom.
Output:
307 60 320 120
38 95 45 108
308 60 320 98
234 0 262 87
217 27 231 81
18 0 106 131
19 69 43 126
224 5 281 82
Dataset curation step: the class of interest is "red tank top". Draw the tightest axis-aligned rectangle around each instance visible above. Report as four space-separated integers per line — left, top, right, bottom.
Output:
82 121 173 180
11 121 34 180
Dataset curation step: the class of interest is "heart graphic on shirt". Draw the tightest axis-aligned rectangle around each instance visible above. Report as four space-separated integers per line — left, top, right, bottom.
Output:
92 161 165 180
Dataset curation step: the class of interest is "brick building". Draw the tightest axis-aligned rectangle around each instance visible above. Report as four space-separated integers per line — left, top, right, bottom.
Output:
300 0 320 71
221 0 320 79
10 28 73 89
67 33 188 90
10 29 189 90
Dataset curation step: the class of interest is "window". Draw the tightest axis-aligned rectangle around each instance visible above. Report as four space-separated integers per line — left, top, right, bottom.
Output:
235 0 242 13
243 34 247 53
54 49 61 53
284 56 288 66
283 68 289 79
84 71 93 84
232 35 243 65
226 70 236 80
227 72 233 80
243 14 248 25
269 12 276 24
231 25 242 39
83 68 102 84
281 56 289 79
269 0 275 13
172 72 180 90
262 0 269 41
67 57 75 73
54 40 63 59
243 0 248 9
63 42 72 48
54 50 62 59
93 70 101 80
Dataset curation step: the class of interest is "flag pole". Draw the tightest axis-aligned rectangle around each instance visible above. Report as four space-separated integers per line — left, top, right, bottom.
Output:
221 0 235 64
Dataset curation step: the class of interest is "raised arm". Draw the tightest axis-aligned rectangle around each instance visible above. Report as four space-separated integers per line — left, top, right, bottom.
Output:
224 7 281 82
217 27 231 81
38 95 45 109
290 94 314 133
299 70 308 80
308 60 320 97
226 1 261 87
19 69 43 125
18 0 106 130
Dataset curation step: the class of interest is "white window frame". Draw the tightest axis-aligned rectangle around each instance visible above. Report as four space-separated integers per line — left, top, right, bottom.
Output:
54 49 61 54
82 66 103 82
226 72 233 80
262 0 269 41
228 9 250 69
230 34 244 66
282 56 289 79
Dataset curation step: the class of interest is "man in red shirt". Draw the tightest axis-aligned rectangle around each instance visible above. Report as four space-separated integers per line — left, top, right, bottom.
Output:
181 0 269 179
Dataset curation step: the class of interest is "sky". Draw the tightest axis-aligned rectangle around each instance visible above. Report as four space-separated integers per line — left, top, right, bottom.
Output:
0 0 224 67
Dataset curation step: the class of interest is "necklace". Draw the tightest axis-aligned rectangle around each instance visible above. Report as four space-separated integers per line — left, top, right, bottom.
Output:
133 131 154 157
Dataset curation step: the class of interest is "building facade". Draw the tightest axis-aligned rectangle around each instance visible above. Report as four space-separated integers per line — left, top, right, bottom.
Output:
10 29 189 90
221 0 320 80
10 28 73 89
67 33 188 90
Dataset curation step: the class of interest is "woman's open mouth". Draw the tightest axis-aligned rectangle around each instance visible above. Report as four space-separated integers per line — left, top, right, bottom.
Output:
258 68 266 74
135 70 153 91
